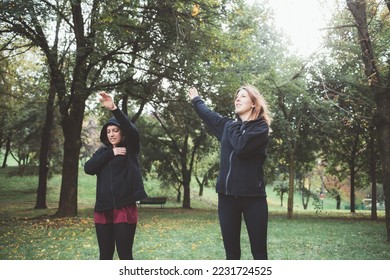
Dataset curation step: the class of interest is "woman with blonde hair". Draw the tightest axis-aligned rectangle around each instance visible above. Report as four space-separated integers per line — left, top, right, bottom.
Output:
188 85 271 260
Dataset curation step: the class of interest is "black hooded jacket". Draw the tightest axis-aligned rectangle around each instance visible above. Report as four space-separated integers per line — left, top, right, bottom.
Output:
192 96 269 197
84 108 147 212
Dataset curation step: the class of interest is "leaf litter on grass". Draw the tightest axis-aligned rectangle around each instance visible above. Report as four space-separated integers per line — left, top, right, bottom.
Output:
0 216 96 260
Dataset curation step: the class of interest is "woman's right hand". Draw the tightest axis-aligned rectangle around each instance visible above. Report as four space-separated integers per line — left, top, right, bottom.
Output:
113 147 126 156
188 87 199 101
99 92 117 110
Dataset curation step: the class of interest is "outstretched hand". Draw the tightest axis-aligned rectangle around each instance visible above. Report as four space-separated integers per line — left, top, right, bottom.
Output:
99 92 117 110
188 87 199 101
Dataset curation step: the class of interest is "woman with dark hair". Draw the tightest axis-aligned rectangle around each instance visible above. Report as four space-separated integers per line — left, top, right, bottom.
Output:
188 85 271 260
84 92 147 260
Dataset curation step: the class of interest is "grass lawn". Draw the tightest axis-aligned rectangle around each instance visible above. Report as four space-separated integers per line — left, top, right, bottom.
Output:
0 166 389 260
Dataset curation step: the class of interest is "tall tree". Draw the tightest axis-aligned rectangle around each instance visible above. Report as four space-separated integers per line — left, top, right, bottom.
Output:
309 1 381 217
261 60 327 218
140 106 209 208
345 0 390 240
34 78 56 209
0 52 13 168
138 1 281 208
1 0 230 216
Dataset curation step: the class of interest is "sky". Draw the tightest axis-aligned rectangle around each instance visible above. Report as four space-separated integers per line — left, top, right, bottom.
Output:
258 0 336 57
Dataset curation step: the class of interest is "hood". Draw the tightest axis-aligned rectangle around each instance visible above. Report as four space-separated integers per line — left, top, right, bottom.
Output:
100 117 121 146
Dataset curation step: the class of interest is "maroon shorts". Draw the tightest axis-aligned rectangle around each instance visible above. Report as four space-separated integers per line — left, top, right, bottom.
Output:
94 204 138 224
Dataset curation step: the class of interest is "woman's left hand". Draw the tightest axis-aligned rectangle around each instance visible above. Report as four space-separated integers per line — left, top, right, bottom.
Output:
188 87 199 101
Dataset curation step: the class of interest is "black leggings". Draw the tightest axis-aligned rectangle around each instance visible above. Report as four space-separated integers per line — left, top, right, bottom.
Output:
218 194 268 260
95 223 137 260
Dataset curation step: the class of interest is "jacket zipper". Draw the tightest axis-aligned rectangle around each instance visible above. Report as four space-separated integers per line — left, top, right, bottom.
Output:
225 150 234 195
109 163 116 209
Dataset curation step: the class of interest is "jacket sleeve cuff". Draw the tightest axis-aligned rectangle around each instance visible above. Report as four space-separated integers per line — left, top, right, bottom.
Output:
191 96 202 105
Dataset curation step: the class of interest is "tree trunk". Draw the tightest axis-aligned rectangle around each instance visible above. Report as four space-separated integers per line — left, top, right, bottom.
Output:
55 95 86 217
182 169 191 209
1 137 11 168
199 184 204 196
369 125 377 220
195 175 205 196
287 151 295 218
375 91 390 240
349 133 359 213
300 178 310 210
56 139 80 217
176 189 181 202
336 194 341 210
182 183 191 209
35 80 56 209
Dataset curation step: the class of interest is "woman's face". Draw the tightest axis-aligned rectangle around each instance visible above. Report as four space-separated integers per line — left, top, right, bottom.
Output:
106 125 122 147
234 89 254 117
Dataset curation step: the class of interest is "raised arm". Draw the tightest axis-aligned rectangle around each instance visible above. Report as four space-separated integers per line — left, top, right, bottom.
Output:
188 87 229 141
99 92 140 154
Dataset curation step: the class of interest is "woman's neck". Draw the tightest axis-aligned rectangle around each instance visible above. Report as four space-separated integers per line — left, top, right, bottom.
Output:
239 112 252 122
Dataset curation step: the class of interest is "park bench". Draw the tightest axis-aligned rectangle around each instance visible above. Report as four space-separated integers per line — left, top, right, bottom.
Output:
138 196 167 208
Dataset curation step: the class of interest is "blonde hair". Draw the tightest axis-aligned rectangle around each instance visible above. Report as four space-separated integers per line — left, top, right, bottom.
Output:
235 85 272 126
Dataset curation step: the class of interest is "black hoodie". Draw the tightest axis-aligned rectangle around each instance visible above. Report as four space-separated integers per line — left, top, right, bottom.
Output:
192 96 269 197
84 108 148 212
